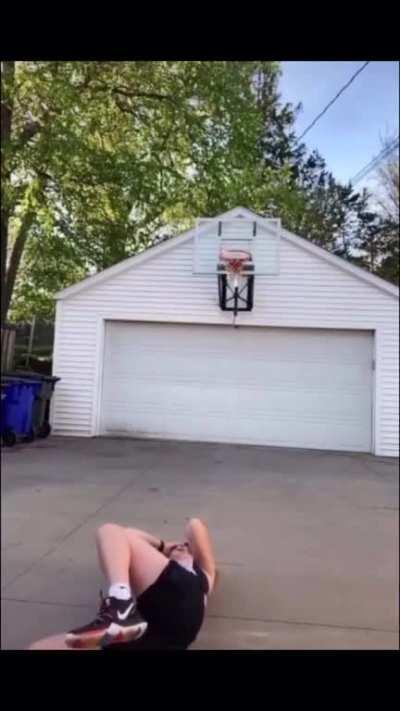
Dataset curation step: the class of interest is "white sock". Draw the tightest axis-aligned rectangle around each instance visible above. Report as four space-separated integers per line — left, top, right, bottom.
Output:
108 582 132 601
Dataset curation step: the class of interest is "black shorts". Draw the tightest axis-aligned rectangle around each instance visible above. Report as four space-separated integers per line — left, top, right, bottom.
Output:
104 560 209 651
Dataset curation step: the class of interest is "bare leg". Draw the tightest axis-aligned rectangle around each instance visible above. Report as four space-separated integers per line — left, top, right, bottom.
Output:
30 524 170 651
29 634 96 650
96 523 132 587
124 528 169 596
96 523 169 595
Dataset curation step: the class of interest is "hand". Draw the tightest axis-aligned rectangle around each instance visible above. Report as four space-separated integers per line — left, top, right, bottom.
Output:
163 541 183 557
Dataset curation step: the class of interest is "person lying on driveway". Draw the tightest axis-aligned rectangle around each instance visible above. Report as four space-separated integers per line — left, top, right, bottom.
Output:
29 517 216 651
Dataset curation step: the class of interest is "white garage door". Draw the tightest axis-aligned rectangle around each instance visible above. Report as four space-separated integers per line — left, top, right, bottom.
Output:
100 322 373 452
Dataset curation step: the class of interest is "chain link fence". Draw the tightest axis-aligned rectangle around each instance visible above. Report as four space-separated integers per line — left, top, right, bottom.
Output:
2 320 55 374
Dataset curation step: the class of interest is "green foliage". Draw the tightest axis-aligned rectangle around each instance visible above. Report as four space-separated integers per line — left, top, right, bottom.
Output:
374 140 399 285
374 223 399 285
7 60 276 319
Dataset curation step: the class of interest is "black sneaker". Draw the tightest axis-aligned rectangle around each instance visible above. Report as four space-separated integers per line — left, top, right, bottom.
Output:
65 592 148 649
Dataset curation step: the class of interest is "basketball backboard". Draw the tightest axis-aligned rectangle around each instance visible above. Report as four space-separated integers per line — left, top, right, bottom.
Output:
193 216 280 275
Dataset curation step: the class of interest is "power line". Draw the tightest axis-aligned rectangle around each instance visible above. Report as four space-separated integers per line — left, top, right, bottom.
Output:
297 61 370 142
352 137 399 181
351 140 398 184
350 136 399 185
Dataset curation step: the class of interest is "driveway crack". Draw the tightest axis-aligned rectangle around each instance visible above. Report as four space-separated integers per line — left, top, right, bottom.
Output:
206 613 398 635
2 466 155 591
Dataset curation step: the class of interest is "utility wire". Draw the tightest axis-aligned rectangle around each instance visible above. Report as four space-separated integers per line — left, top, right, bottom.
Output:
350 136 399 185
352 140 398 184
297 61 370 142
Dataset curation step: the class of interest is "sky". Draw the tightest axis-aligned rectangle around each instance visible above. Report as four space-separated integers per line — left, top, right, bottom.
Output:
278 61 399 194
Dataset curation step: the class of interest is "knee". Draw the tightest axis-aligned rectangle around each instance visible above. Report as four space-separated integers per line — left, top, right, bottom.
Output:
96 522 122 540
124 528 144 545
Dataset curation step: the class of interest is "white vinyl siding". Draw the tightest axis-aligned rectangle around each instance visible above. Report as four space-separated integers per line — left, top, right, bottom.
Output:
52 231 399 456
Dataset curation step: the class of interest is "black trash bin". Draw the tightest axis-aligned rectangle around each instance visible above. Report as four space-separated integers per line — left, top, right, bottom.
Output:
4 371 60 438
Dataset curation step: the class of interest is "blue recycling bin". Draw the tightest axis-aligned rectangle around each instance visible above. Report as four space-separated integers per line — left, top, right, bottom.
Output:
0 383 16 446
4 371 60 438
0 377 42 446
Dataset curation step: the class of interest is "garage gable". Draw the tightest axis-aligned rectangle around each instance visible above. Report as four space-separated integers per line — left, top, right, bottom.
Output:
55 207 399 302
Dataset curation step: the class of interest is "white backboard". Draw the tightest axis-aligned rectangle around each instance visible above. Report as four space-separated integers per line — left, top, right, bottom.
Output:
193 217 280 275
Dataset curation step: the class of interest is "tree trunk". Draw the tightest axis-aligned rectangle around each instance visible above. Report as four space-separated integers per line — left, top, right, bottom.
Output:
3 207 36 318
0 209 9 324
1 61 15 326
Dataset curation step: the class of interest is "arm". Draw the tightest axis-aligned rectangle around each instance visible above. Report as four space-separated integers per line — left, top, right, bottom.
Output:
185 518 216 594
126 527 190 558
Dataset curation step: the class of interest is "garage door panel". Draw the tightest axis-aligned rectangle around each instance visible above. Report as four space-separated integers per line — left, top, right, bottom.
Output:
107 383 372 413
103 383 238 415
236 388 370 414
100 323 373 452
111 362 370 388
104 390 370 424
103 411 369 452
236 362 370 388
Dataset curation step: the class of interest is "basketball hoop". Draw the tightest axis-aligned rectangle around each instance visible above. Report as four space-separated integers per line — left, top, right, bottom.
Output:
220 249 252 286
217 249 254 325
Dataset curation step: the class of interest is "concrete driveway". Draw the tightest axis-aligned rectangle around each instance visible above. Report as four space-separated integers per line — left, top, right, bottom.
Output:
1 437 399 650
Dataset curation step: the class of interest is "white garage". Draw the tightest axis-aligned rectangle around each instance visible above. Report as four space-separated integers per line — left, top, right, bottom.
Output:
53 207 399 456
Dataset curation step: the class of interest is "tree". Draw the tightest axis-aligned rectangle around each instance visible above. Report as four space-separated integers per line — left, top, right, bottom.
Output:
254 64 364 255
1 61 16 325
263 145 376 262
376 137 399 224
3 61 272 322
352 198 388 272
373 137 399 285
252 62 400 281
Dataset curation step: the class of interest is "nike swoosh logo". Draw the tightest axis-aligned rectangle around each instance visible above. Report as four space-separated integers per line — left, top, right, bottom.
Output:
117 603 135 621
